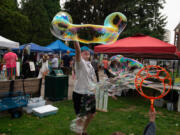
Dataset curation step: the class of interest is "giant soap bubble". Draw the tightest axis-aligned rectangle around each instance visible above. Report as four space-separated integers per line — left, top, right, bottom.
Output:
109 55 143 74
50 11 127 44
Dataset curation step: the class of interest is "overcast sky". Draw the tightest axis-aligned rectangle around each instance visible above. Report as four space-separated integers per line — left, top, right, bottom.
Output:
161 0 180 43
162 0 180 30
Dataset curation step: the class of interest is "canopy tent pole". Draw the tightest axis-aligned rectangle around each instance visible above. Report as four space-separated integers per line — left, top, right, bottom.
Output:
59 51 62 69
171 61 175 101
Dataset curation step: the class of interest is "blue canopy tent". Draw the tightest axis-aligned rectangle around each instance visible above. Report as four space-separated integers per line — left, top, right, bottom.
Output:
69 52 75 56
13 43 53 52
46 40 75 52
81 46 94 54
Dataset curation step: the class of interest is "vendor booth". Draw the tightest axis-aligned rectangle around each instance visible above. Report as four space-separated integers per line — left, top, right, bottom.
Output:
0 36 20 80
94 35 178 59
46 40 74 52
0 36 19 48
95 34 180 112
0 41 43 97
13 43 53 52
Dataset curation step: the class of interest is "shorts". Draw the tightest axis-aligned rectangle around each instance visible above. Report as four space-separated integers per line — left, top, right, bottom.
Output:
6 67 16 77
73 92 96 117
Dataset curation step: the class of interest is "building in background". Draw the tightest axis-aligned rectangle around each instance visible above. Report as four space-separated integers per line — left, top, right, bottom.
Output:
174 22 180 77
164 29 171 43
174 22 180 51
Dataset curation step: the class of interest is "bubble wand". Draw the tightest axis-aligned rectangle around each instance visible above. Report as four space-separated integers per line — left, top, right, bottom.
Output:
134 65 172 111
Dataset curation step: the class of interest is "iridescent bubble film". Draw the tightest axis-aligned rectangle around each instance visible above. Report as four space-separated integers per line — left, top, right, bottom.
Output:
110 55 143 74
50 12 127 44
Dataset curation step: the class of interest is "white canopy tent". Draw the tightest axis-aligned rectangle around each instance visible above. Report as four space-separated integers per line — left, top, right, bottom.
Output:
0 36 19 48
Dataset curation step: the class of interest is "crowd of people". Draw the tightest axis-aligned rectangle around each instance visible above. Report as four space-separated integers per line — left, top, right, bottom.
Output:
0 48 75 80
0 45 117 82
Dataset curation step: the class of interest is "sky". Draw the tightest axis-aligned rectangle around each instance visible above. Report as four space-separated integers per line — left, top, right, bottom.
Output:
18 0 180 43
162 0 180 30
161 0 180 43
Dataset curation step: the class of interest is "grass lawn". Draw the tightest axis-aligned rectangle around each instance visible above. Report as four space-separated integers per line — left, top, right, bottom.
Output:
0 96 180 135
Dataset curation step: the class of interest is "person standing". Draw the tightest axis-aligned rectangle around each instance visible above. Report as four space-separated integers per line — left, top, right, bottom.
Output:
62 50 72 75
91 54 99 82
22 49 31 79
72 41 96 135
102 57 114 78
102 57 109 73
3 48 18 80
70 56 76 80
38 54 49 79
51 54 59 70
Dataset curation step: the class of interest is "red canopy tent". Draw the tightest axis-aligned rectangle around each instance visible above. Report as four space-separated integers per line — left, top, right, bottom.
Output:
94 35 178 59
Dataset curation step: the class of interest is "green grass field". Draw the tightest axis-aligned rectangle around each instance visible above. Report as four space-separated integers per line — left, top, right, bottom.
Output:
0 96 180 135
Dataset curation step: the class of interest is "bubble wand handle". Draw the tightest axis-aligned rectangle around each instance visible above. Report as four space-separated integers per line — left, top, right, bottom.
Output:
150 99 155 112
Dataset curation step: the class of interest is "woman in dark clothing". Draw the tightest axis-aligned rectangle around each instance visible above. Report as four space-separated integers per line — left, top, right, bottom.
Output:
22 49 31 79
91 54 100 82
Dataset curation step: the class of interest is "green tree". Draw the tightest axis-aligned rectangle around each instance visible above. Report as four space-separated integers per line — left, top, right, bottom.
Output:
43 0 61 21
64 0 167 40
0 0 31 44
21 0 60 45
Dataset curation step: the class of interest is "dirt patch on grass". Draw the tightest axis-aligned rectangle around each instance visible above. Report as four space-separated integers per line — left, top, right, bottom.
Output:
176 131 180 135
114 106 137 112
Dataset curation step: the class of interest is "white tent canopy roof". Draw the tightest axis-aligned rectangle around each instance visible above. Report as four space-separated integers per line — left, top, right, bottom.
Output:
0 36 19 48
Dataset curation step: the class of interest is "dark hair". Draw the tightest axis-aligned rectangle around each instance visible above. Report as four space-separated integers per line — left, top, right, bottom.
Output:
7 48 11 52
94 54 98 59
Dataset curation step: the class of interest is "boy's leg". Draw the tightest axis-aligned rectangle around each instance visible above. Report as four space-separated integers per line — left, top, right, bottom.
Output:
82 95 96 134
83 113 95 133
72 92 83 135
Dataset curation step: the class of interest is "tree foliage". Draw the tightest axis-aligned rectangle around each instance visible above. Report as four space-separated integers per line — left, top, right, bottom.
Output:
0 0 61 45
21 0 61 45
0 0 167 46
0 0 31 44
64 0 167 40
